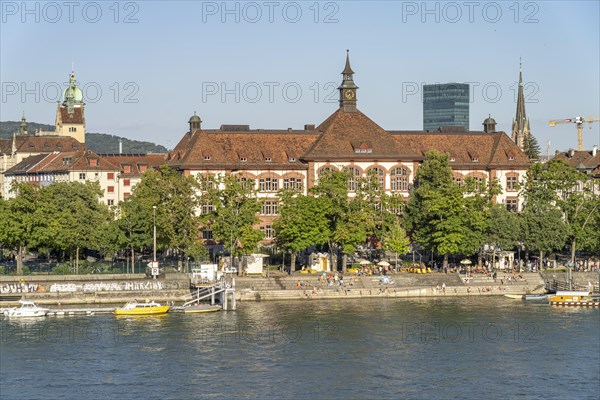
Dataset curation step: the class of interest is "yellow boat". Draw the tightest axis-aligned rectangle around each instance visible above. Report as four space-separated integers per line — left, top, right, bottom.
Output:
114 300 170 315
549 291 600 307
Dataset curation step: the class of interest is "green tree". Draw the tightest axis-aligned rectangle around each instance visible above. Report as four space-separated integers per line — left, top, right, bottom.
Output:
381 219 410 267
129 166 206 272
406 150 495 269
199 174 263 274
0 183 44 274
272 190 330 272
522 159 599 264
42 181 110 273
485 204 520 268
311 169 381 272
522 133 541 159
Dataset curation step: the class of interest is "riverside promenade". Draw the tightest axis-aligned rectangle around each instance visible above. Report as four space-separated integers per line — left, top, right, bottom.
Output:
235 272 548 302
2 270 597 306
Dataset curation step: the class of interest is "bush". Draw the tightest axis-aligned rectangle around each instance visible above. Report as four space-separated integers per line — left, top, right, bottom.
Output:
52 264 72 275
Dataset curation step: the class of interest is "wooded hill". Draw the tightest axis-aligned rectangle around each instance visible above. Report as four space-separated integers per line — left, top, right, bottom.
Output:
0 121 168 154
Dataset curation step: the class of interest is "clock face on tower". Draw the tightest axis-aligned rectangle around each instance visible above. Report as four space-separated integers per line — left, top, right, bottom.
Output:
344 90 355 100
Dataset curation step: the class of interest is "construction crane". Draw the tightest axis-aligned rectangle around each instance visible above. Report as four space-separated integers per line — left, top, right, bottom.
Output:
548 116 600 151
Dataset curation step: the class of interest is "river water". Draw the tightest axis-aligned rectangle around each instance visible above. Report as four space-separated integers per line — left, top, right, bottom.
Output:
1 297 599 400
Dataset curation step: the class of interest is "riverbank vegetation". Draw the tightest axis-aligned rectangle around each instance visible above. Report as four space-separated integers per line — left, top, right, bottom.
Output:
1 152 598 275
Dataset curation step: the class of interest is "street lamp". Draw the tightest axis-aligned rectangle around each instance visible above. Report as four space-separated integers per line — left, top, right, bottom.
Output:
153 206 157 263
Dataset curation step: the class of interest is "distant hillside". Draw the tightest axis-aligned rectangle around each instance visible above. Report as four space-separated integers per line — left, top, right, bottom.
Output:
0 121 168 154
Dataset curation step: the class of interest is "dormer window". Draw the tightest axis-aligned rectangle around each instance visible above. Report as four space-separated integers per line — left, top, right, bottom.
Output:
353 142 372 154
508 155 515 161
89 159 98 167
204 156 211 161
472 157 479 162
449 157 456 162
288 157 296 162
72 144 78 150
123 165 132 173
240 157 247 162
139 164 147 173
265 157 272 162
62 157 72 165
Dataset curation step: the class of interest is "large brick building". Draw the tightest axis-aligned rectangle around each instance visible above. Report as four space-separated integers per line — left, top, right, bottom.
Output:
168 52 531 238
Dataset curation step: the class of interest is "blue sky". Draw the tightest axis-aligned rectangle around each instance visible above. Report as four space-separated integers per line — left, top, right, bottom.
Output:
1 0 599 152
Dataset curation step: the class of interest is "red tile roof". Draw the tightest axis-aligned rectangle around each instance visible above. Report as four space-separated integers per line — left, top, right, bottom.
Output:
388 131 530 168
169 129 319 169
554 150 600 173
304 109 421 160
0 135 82 155
58 106 84 124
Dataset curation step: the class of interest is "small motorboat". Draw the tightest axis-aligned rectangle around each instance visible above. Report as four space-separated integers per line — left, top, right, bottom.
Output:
504 294 524 299
114 300 170 315
183 304 221 314
523 294 549 301
3 300 49 317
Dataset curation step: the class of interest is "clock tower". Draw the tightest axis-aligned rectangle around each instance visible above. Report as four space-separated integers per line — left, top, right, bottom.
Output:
339 50 358 112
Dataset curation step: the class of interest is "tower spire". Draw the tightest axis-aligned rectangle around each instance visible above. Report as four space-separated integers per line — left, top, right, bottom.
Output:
512 59 531 151
338 49 358 112
19 111 28 135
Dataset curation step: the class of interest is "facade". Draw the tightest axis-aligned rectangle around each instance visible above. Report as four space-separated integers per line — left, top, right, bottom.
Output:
3 150 166 205
554 146 600 193
423 83 470 131
169 52 530 238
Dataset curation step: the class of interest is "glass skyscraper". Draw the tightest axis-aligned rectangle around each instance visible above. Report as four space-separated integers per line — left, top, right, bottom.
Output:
423 83 470 131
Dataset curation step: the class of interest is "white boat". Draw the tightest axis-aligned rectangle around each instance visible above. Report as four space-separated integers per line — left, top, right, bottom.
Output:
3 300 49 317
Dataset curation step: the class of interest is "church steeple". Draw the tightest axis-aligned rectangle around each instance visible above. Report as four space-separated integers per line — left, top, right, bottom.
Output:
338 50 358 112
512 60 531 151
19 112 28 135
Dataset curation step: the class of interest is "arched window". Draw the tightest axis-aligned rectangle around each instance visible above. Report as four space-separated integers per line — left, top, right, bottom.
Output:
390 167 409 192
318 165 338 175
283 174 303 191
366 167 385 190
345 166 361 191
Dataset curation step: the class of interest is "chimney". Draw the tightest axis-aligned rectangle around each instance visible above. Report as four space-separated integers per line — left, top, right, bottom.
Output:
119 139 123 154
304 124 315 130
568 149 575 158
593 145 598 157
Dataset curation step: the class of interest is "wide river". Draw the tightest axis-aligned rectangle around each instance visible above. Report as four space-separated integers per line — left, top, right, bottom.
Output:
1 297 599 400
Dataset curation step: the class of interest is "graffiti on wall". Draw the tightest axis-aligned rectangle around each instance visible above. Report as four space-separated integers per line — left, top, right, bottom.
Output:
0 281 172 294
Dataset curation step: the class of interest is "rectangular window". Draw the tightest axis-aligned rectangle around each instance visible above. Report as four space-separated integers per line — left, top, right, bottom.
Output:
123 179 131 187
506 198 518 212
107 172 115 180
283 177 303 191
261 201 278 215
124 192 130 198
201 204 214 215
107 186 115 193
506 176 518 191
260 225 274 239
79 173 86 180
139 165 147 173
123 165 132 173
90 159 98 166
202 228 213 240
259 177 278 192
107 199 114 206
